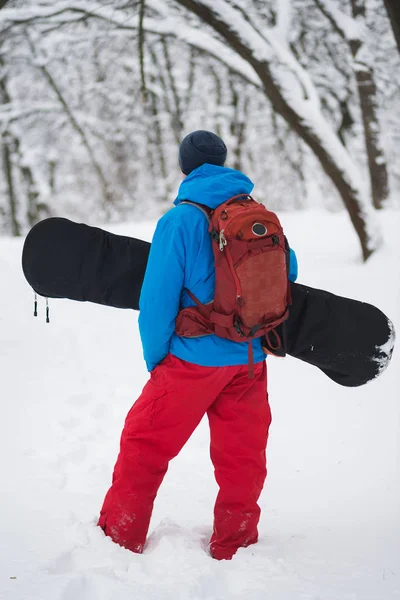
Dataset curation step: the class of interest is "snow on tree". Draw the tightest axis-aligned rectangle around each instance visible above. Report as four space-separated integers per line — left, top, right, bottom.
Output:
0 0 399 260
314 0 389 210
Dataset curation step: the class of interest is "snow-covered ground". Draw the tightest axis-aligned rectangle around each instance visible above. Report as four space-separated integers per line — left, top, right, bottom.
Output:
1 209 399 600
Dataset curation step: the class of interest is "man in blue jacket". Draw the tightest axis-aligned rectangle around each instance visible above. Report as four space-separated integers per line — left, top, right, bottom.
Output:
98 130 298 560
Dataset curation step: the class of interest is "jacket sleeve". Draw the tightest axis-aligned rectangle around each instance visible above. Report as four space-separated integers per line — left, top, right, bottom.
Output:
288 248 298 282
138 215 185 372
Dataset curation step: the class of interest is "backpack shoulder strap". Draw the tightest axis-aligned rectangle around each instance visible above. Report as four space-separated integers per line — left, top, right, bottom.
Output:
179 200 211 223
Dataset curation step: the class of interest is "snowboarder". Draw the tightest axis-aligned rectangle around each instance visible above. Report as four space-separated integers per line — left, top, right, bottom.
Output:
98 130 298 560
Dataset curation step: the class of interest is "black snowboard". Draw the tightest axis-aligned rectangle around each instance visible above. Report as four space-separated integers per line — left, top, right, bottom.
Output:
22 217 395 387
22 217 150 310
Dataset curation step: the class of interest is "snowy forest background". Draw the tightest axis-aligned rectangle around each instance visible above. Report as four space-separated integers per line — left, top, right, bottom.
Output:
0 0 399 261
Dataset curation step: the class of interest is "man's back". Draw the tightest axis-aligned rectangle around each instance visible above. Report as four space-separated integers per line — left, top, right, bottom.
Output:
139 164 270 371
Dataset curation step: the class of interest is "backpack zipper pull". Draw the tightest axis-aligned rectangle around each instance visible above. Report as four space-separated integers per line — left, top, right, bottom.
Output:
33 292 38 317
46 297 50 323
219 230 227 251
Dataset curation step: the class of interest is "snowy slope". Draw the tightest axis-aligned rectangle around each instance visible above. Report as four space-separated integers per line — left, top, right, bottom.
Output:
0 209 399 600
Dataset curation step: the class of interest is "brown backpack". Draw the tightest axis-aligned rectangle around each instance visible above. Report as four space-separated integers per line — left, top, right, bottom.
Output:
175 194 291 376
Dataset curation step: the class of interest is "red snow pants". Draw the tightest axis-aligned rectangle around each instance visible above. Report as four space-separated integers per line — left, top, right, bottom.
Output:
98 354 271 560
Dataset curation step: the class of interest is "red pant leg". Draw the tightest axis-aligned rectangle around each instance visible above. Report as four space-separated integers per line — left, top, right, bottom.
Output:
207 361 271 560
98 355 236 553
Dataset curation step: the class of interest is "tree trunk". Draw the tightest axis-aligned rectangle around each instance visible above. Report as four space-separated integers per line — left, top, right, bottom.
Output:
1 52 45 231
349 0 389 209
257 68 374 258
0 58 21 236
174 0 378 260
209 65 223 139
162 38 184 144
20 161 40 226
230 81 249 172
149 41 182 146
49 159 56 196
383 0 400 53
1 136 20 236
146 58 170 201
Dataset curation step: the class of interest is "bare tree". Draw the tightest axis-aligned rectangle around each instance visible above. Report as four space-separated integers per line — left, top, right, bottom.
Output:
1 0 391 259
169 0 380 260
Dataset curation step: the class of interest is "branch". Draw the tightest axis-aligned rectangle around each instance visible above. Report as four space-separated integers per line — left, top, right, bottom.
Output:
0 2 261 87
1 0 381 256
171 0 381 259
138 0 147 101
0 102 62 127
312 0 364 42
275 0 292 44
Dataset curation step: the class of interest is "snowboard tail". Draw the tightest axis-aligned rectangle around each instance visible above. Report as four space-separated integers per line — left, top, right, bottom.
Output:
22 217 150 309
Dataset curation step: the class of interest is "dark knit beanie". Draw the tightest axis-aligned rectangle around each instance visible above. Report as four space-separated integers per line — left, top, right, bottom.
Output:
178 130 227 175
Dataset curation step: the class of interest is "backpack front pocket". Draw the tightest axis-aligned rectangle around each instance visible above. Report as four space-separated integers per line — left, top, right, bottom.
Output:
175 306 214 338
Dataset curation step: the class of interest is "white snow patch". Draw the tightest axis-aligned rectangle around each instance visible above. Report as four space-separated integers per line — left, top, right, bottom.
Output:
0 208 399 600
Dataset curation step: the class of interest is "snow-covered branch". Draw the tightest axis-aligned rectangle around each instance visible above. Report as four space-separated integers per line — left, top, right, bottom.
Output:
0 2 261 87
274 0 292 45
173 0 381 258
0 102 61 126
1 0 397 257
313 0 365 42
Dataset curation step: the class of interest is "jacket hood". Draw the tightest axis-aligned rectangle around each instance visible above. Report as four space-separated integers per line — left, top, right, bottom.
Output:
174 164 254 209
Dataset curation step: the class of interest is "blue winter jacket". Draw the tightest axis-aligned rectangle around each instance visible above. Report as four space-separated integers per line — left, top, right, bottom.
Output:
139 164 298 372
